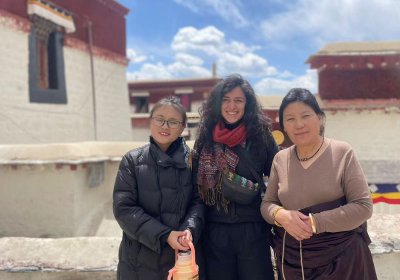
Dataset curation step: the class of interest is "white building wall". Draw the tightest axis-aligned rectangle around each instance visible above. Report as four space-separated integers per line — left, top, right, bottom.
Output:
0 21 131 144
90 57 131 141
325 109 400 162
325 109 400 214
0 24 31 141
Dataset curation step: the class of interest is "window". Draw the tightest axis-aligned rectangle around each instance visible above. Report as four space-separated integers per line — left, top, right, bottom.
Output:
135 96 149 113
179 94 191 111
175 88 193 111
130 91 150 113
29 15 67 104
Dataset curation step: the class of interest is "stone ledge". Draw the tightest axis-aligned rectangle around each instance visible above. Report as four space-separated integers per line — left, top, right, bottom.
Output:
0 213 399 279
368 213 400 255
0 142 143 164
0 141 194 165
0 271 116 280
0 237 119 272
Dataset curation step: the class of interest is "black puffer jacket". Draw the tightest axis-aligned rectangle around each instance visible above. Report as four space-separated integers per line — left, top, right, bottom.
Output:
113 137 204 280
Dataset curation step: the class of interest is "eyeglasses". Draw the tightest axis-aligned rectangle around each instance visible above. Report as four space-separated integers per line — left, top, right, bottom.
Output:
151 117 183 129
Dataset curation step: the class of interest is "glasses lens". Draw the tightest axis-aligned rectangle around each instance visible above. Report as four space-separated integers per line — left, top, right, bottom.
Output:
152 118 181 128
168 120 180 128
152 117 165 127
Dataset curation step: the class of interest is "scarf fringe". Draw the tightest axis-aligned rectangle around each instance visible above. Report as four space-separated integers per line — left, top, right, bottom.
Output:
198 173 230 213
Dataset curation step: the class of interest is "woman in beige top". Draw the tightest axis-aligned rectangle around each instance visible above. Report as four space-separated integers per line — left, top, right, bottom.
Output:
261 88 377 280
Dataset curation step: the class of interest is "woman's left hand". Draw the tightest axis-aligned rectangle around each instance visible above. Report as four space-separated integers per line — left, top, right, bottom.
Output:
178 229 192 248
276 209 313 241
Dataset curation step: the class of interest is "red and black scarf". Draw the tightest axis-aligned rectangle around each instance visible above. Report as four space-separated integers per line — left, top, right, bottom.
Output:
197 121 247 211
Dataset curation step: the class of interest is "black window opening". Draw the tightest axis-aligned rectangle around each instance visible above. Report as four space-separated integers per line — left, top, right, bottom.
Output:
29 15 67 104
135 96 149 113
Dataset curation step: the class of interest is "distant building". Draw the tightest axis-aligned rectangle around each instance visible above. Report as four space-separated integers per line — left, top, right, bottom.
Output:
129 77 220 141
0 0 132 144
307 41 400 100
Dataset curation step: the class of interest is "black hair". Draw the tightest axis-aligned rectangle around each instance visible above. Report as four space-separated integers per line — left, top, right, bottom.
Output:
150 96 187 125
195 74 272 151
279 88 326 134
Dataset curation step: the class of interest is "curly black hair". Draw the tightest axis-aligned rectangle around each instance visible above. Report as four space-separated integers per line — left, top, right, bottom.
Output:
194 74 272 152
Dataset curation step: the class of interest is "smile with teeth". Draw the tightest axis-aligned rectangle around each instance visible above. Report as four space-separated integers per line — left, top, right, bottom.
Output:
160 131 170 136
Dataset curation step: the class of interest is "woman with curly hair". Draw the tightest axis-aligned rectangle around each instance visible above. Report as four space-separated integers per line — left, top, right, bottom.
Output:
192 74 278 280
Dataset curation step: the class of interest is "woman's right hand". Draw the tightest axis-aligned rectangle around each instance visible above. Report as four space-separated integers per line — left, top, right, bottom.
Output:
167 231 190 251
275 209 313 241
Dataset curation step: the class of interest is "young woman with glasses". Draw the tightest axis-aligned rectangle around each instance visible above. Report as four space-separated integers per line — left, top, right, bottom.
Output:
113 96 204 280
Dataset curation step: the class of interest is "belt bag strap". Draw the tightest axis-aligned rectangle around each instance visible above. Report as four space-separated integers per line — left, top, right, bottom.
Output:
231 145 266 190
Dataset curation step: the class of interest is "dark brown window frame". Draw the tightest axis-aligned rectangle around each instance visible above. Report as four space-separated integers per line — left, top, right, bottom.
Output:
29 15 67 104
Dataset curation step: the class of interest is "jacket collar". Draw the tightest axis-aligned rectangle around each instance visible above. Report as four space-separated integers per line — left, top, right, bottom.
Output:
149 137 187 169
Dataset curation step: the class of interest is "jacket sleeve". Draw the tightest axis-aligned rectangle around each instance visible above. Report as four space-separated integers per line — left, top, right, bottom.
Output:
191 142 201 187
179 147 205 244
179 174 205 244
264 130 279 177
113 153 171 254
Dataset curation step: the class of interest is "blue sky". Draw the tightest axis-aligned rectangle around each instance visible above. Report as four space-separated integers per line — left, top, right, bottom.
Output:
117 0 400 95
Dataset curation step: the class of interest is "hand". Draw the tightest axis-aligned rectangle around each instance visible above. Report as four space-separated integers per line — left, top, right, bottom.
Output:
275 209 313 241
167 231 190 250
178 229 193 248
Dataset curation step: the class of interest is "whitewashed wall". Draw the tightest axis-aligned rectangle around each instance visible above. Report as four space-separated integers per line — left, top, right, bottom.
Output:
0 21 131 144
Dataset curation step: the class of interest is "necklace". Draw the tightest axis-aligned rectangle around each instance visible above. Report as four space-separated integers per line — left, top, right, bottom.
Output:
295 137 324 162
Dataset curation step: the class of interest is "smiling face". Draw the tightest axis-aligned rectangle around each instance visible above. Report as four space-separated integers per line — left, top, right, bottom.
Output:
220 86 246 124
282 101 322 148
150 104 185 152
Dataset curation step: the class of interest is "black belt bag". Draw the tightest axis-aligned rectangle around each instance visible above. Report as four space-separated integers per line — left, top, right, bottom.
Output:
221 146 266 205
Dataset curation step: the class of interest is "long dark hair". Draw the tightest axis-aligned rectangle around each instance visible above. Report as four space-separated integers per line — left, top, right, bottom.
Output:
195 74 272 151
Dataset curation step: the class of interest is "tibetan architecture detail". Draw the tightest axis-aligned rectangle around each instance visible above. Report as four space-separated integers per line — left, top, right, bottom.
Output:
307 41 400 100
27 0 75 33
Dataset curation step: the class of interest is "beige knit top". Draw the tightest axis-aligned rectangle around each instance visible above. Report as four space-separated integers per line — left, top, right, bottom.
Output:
261 139 373 233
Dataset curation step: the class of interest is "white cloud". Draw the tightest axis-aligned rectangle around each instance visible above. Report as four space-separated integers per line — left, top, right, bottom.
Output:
218 52 277 78
127 48 147 64
175 53 204 66
127 62 210 81
128 26 279 81
171 26 275 78
261 0 400 46
254 69 318 96
172 26 225 56
127 63 173 81
168 62 211 77
173 0 248 28
172 26 260 55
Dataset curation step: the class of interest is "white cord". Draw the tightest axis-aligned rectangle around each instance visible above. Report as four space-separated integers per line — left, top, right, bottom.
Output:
300 240 305 280
281 230 305 280
282 231 286 280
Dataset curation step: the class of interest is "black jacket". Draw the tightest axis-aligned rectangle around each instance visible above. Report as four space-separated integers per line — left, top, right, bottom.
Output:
113 137 204 280
193 137 278 224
